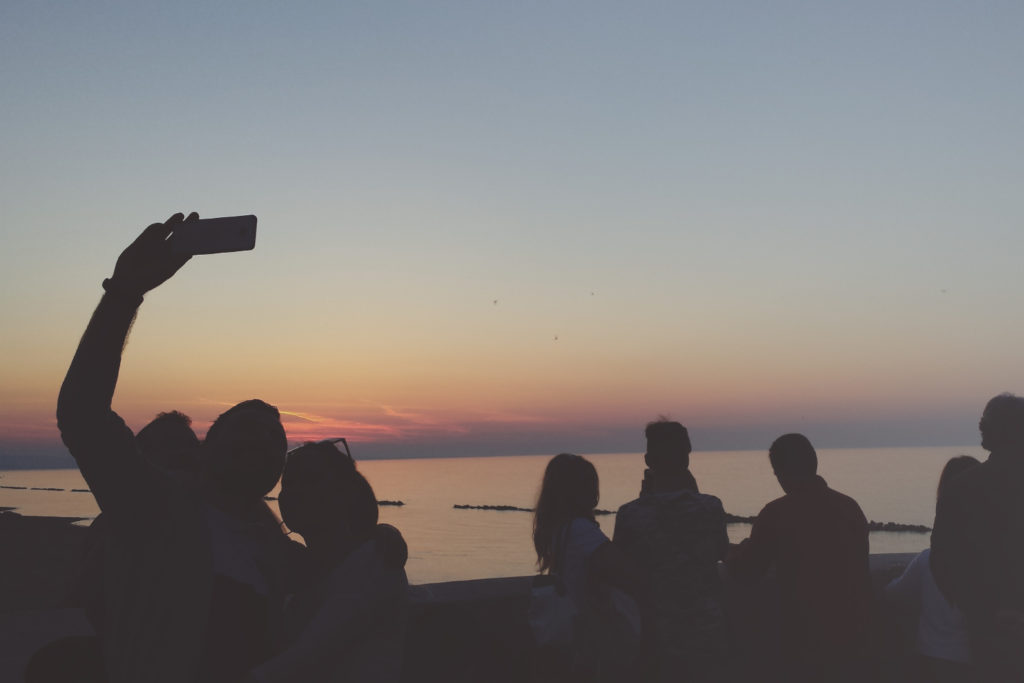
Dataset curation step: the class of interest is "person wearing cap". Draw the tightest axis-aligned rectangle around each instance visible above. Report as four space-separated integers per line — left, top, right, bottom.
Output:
726 433 872 683
613 419 731 683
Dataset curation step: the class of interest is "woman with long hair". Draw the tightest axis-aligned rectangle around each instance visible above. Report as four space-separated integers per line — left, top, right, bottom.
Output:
886 454 981 682
533 453 646 682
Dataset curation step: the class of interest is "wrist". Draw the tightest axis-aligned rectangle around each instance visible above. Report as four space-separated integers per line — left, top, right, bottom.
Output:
101 278 145 306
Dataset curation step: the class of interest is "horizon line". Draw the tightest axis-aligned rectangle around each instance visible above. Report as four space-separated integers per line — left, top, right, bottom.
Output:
0 441 985 471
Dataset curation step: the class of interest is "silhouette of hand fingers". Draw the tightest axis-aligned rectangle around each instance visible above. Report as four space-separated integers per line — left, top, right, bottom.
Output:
137 213 184 245
110 212 198 296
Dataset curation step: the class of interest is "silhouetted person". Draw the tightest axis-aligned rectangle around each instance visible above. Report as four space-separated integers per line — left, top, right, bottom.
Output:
533 453 646 683
249 439 409 682
726 433 872 683
613 420 730 683
931 393 1024 681
56 214 294 683
886 455 980 682
34 411 203 683
73 410 202 631
136 410 202 478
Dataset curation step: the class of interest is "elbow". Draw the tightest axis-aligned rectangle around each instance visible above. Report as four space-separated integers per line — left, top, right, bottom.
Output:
56 376 104 437
56 378 83 433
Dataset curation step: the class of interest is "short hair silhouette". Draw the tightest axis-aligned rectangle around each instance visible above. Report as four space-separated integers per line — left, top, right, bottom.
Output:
768 433 818 479
644 418 692 472
203 399 287 500
936 454 981 504
533 453 599 573
979 392 1024 453
279 440 378 544
137 410 200 472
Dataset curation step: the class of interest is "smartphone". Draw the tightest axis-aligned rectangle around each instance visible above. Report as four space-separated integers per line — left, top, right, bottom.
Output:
170 215 257 255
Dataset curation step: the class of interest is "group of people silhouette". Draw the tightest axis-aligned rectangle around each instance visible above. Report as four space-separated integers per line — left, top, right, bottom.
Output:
43 214 1024 682
530 421 1022 683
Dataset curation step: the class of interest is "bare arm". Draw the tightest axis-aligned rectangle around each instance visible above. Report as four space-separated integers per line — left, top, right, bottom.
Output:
56 213 196 530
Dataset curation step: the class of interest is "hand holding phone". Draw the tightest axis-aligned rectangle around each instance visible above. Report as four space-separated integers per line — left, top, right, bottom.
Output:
170 215 257 255
108 212 198 297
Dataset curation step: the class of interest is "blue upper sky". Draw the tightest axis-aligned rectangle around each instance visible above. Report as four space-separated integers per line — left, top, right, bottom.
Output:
2 1 1022 462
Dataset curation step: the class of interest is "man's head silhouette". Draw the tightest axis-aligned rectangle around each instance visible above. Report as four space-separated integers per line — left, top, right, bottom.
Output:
768 433 818 494
644 419 692 474
979 393 1024 455
203 399 287 501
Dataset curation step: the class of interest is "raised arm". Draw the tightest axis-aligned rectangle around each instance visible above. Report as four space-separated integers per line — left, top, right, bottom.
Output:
56 213 196 528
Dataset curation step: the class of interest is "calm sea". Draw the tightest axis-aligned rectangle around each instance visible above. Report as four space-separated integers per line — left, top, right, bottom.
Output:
0 446 985 584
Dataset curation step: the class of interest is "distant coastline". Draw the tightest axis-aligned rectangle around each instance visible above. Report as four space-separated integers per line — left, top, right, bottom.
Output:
454 503 931 532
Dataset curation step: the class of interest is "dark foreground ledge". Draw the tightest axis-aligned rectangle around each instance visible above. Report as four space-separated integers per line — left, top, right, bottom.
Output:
402 554 919 682
0 511 920 682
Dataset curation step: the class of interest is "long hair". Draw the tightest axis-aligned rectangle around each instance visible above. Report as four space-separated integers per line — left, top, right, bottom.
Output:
936 454 981 509
533 453 599 574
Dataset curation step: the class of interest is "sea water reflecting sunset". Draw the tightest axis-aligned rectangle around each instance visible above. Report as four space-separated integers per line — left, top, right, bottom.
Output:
0 446 984 583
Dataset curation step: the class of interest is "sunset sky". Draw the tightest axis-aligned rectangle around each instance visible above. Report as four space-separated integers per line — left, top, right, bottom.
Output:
2 2 1022 464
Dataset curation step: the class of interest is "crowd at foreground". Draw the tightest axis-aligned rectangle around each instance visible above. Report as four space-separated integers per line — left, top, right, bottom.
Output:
29 214 1024 683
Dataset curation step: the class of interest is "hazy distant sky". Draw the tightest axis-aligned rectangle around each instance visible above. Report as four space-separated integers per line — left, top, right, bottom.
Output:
2 1 1022 462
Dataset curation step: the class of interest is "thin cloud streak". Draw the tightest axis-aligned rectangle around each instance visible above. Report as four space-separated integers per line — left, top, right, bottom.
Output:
270 402 555 444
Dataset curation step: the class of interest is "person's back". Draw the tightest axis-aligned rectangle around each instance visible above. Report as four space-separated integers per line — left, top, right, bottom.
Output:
755 477 870 654
613 420 730 682
616 491 730 681
935 454 1024 615
727 434 871 682
932 394 1024 681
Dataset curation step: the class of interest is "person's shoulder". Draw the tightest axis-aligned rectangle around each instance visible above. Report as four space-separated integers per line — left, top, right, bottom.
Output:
337 538 394 582
568 516 603 533
952 458 998 493
617 497 642 517
663 490 726 522
825 485 867 513
372 524 409 570
693 492 725 514
567 516 609 545
819 486 869 530
757 493 789 517
366 543 410 591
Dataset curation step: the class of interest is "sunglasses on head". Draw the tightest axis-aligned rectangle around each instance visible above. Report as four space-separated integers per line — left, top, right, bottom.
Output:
287 437 353 461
